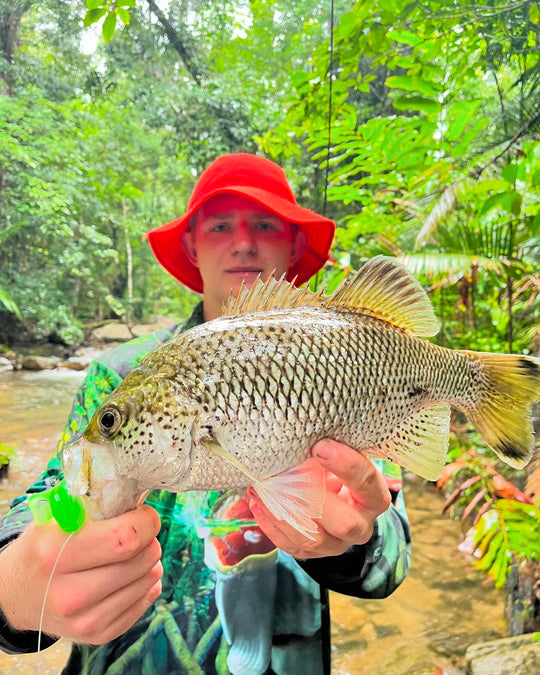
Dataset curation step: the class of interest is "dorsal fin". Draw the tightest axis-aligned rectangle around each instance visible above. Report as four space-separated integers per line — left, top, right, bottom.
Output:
221 257 439 337
222 275 325 316
323 256 439 337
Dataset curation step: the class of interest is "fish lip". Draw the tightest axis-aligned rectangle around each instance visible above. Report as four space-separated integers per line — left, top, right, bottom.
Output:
63 438 142 519
81 483 141 520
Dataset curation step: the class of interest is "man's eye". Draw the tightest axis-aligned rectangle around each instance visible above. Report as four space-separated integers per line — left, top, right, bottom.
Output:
255 221 276 231
210 223 230 232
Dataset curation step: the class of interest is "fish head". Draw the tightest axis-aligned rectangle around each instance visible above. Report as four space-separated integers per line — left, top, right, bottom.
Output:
62 377 199 519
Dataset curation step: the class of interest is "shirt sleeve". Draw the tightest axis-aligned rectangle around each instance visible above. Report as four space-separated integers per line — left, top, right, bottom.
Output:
0 361 122 549
297 460 411 599
0 360 122 654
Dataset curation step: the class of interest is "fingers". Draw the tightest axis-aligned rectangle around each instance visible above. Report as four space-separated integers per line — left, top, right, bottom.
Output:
316 490 374 545
249 494 347 559
86 582 162 645
50 566 163 645
248 441 393 560
62 505 162 571
312 440 392 514
63 563 163 645
59 538 162 610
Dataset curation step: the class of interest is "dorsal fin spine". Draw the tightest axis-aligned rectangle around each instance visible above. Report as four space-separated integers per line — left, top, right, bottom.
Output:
221 256 439 338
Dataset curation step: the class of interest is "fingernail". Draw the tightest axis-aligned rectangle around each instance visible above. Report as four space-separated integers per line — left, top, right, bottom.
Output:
313 442 335 460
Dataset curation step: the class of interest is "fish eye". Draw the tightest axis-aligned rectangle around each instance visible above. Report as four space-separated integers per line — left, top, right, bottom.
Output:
98 408 122 437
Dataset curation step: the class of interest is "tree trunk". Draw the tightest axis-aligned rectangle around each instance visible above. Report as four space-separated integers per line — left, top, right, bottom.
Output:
0 0 32 95
505 560 540 636
123 201 133 324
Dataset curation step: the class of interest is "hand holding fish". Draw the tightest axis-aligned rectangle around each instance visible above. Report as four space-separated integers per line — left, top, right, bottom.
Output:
248 440 392 559
0 505 162 644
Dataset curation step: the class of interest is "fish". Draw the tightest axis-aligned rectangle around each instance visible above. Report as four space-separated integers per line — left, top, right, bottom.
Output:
62 256 540 537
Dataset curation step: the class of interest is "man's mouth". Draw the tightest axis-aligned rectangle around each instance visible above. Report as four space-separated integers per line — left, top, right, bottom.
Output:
226 267 263 275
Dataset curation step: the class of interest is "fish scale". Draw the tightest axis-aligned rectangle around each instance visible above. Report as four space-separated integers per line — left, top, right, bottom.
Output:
163 309 458 492
63 256 540 535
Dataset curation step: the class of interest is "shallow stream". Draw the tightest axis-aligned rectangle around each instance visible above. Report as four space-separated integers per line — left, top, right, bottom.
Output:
0 370 506 674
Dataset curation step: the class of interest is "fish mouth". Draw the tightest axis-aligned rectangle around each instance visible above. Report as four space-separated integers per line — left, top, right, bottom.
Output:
62 438 143 520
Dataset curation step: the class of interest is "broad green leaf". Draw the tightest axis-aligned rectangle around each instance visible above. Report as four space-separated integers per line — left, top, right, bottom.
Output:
102 10 117 42
530 3 539 24
85 0 104 9
393 96 441 114
385 75 416 91
416 78 443 96
511 193 522 216
387 75 442 96
446 101 481 142
387 30 421 46
118 0 136 6
479 191 517 216
470 179 509 194
83 7 107 27
117 8 130 26
502 163 518 184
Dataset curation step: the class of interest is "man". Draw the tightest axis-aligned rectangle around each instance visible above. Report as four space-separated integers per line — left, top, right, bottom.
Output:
0 154 410 674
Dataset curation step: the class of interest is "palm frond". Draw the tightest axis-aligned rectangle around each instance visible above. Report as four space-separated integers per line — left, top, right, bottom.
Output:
398 252 505 280
0 285 22 320
415 180 467 247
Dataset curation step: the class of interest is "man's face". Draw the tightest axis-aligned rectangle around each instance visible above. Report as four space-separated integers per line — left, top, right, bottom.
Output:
182 194 305 306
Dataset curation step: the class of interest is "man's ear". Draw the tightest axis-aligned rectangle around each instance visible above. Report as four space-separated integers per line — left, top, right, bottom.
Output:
290 226 308 265
181 229 198 265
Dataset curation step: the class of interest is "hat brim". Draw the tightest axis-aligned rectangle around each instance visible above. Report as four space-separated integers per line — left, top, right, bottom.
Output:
146 186 336 294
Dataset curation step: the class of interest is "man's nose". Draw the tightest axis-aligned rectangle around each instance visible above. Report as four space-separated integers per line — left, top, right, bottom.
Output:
231 221 256 255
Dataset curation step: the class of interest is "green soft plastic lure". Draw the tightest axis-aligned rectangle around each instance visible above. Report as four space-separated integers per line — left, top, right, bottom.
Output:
28 479 86 533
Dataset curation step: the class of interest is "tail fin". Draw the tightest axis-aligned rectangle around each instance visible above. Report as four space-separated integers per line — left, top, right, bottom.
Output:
466 353 540 469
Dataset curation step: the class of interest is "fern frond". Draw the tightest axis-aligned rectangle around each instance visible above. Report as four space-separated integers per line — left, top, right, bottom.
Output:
463 500 540 588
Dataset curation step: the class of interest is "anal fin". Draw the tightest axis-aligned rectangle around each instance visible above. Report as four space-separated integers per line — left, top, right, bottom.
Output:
377 402 451 480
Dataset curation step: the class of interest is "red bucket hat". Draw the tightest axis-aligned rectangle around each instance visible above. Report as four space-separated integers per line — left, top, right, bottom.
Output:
146 153 335 293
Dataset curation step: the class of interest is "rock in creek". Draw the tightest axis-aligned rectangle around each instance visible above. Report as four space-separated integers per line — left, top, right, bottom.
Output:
90 323 132 343
0 357 13 373
21 355 57 371
466 633 540 674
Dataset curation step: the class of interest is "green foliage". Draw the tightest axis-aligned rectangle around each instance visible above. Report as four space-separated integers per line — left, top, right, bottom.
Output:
0 286 22 320
260 0 539 355
1 0 538 358
460 500 540 588
0 443 17 466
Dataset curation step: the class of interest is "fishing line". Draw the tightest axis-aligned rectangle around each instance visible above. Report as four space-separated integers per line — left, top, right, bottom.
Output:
322 0 335 218
37 532 75 664
313 0 335 293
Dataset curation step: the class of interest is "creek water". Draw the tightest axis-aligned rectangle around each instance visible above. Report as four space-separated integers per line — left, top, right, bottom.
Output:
0 370 506 674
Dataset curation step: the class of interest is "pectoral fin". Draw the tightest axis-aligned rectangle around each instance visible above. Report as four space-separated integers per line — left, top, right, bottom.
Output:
251 459 326 541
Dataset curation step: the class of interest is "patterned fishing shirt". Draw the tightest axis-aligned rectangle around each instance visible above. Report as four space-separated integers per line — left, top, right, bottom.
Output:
0 302 411 674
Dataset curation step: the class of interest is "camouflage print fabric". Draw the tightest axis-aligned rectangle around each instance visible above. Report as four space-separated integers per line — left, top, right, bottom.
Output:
0 302 411 674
